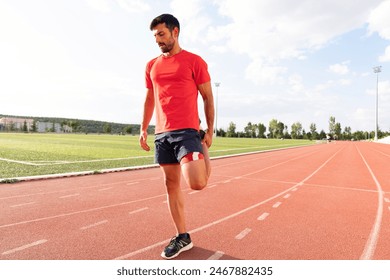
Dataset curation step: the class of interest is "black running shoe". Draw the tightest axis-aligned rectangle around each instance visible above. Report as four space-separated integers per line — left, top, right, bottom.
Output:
161 234 193 259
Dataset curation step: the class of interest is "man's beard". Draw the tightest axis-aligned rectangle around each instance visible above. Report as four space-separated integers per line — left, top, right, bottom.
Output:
158 39 174 53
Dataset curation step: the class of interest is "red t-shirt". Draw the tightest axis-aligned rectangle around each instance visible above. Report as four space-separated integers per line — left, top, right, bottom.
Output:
145 50 211 134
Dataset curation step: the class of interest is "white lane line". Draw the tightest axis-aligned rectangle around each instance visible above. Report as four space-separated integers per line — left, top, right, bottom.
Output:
283 194 291 199
80 220 108 230
2 239 48 256
188 191 200 195
272 202 282 208
292 188 298 192
0 193 167 229
129 207 148 215
10 202 36 208
208 184 217 188
207 251 225 260
235 228 252 240
257 212 269 221
98 187 113 191
223 180 231 183
126 182 140 186
59 193 80 199
356 146 384 260
384 198 390 203
114 148 343 260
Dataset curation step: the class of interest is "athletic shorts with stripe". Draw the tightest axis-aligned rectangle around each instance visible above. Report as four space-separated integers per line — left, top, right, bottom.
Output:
154 129 204 164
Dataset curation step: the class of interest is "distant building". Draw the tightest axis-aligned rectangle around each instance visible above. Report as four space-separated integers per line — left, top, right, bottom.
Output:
36 121 72 133
0 117 34 131
0 117 72 133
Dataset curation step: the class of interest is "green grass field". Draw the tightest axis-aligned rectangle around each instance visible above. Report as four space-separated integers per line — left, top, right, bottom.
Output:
0 133 314 180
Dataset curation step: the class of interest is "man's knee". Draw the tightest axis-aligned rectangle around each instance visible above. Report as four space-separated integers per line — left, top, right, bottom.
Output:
189 178 207 190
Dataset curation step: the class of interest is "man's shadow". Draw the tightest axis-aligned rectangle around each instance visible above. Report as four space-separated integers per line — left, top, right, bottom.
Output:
174 246 240 260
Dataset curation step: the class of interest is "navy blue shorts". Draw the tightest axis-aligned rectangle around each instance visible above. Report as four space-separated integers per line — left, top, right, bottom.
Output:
154 129 203 164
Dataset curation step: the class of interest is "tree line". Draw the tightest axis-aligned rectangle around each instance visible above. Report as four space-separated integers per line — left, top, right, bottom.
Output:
216 116 390 141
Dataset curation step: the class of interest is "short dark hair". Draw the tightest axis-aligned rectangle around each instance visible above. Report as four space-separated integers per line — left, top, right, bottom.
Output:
149 14 180 33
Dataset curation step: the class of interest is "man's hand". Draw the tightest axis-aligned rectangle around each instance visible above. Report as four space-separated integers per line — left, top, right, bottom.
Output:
203 129 213 148
139 130 150 151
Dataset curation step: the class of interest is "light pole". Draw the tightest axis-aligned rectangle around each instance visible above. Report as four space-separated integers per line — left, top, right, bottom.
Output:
214 82 220 137
373 66 381 141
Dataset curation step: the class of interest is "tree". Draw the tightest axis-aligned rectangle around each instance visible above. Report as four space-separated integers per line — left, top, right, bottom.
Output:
329 116 336 136
227 122 236 137
291 122 303 139
258 123 266 138
23 121 28 133
103 123 112 134
244 122 257 138
268 119 278 138
310 123 318 140
334 122 341 140
343 126 352 140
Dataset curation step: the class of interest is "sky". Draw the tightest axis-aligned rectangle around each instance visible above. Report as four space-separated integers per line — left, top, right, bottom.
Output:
1 0 390 133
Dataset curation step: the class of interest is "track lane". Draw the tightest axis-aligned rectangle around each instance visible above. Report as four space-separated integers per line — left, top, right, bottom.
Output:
1 141 389 260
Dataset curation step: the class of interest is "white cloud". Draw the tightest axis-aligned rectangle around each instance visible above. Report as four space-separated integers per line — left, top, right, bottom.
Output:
245 61 287 85
203 0 383 85
85 0 112 13
379 45 390 62
368 0 390 40
329 61 350 75
85 0 150 13
116 0 150 13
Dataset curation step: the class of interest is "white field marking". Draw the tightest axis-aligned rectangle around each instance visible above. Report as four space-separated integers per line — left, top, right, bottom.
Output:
59 193 80 199
0 193 167 229
126 182 140 186
98 187 113 192
388 206 390 211
2 239 47 256
207 251 225 260
283 194 291 199
129 207 148 215
208 184 217 188
292 188 298 192
10 201 36 208
223 180 231 183
113 147 342 260
272 202 282 208
0 155 155 166
384 198 390 203
235 228 252 240
257 212 270 221
0 157 40 166
356 146 384 260
80 220 108 230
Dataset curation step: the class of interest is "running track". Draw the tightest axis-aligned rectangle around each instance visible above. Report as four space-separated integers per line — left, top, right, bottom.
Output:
1 141 389 260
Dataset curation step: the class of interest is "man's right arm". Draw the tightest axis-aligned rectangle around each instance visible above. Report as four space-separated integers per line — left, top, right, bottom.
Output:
139 88 154 151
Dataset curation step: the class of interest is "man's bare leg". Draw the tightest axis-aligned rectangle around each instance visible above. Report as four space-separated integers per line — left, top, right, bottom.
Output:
160 164 186 234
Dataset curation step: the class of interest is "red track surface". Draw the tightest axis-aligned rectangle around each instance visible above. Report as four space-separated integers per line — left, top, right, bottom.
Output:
1 141 390 260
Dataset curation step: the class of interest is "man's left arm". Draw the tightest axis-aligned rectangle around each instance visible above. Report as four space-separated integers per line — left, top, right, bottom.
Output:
198 81 215 147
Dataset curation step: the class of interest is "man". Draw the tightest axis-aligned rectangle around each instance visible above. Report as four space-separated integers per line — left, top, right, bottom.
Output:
139 14 215 259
